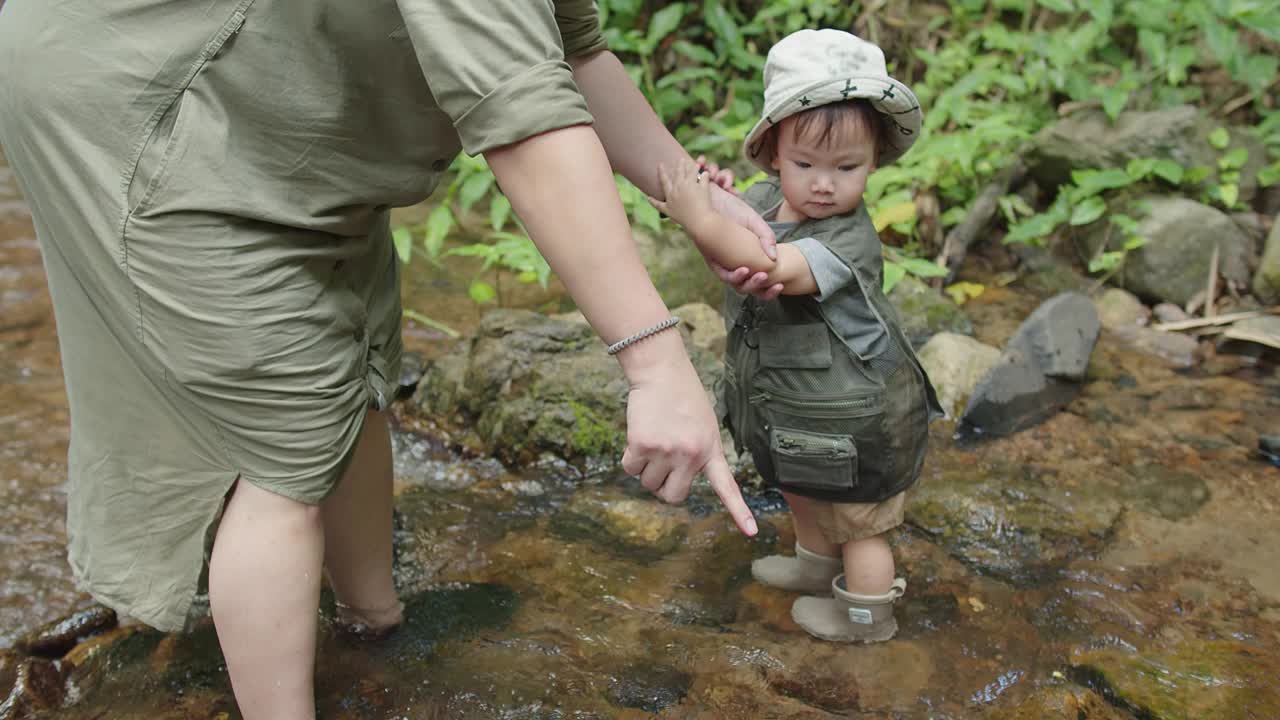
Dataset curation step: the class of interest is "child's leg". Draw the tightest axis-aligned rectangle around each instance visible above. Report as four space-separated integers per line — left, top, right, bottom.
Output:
750 491 843 592
840 531 895 596
784 491 840 557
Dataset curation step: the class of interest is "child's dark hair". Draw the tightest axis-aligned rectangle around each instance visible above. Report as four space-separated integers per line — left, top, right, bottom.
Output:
760 99 888 167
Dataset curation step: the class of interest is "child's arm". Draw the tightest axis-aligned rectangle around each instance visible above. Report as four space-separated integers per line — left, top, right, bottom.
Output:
650 159 818 295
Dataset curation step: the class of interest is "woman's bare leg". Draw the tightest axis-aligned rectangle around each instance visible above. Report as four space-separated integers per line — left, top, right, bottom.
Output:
209 479 324 720
321 409 401 630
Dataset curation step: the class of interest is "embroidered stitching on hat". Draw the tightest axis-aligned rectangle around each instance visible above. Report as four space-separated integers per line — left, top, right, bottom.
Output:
841 80 857 98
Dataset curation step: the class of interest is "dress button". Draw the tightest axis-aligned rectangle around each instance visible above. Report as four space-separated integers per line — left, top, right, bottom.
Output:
431 158 449 172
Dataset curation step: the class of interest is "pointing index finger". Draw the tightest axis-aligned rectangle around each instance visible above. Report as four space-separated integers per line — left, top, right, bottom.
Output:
703 454 757 537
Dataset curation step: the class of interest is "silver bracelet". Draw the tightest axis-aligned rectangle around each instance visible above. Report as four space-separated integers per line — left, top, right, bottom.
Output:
606 317 681 355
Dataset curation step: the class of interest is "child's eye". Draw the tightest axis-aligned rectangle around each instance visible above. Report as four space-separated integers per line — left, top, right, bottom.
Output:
839 164 858 172
794 161 812 169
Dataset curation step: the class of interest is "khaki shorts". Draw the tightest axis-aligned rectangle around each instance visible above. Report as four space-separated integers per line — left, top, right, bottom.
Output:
811 491 908 544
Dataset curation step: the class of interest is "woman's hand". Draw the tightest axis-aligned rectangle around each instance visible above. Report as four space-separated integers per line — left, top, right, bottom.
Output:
619 340 758 537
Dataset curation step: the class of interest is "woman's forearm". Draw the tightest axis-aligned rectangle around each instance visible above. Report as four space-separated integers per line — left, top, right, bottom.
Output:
569 50 685 198
484 124 688 377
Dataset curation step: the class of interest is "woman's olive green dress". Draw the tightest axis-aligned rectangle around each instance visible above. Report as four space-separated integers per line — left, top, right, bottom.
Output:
0 0 606 631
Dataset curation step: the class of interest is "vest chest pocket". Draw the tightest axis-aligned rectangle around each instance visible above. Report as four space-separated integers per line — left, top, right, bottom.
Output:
770 427 857 492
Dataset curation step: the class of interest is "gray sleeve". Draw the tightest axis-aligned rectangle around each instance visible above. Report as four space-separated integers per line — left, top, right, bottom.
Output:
791 237 854 302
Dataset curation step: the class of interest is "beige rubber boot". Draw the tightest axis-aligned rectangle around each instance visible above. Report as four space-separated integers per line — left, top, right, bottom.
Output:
334 598 405 639
791 575 906 643
751 543 843 593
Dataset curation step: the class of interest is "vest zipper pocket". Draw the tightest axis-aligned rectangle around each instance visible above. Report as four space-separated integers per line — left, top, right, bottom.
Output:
770 427 857 491
750 384 884 419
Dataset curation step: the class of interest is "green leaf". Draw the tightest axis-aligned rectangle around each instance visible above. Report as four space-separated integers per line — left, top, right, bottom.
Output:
703 0 742 51
671 40 717 65
941 206 969 226
458 171 494 213
900 258 949 278
1220 147 1249 170
1089 250 1124 273
1184 165 1214 184
1070 168 1134 197
1101 86 1129 120
516 270 539 284
1152 159 1185 184
1122 235 1147 251
646 3 685 49
882 261 908 294
468 281 497 305
489 194 512 231
1070 196 1107 226
1219 183 1239 207
1208 127 1231 149
392 226 413 264
423 205 454 258
634 200 663 233
1259 161 1280 187
1167 45 1197 85
1125 157 1158 180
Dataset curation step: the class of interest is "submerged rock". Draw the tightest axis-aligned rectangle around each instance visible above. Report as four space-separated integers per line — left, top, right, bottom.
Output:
550 485 690 561
17 605 117 658
1071 640 1280 720
907 465 1123 583
1093 288 1149 331
1109 326 1199 368
986 686 1128 719
0 656 65 719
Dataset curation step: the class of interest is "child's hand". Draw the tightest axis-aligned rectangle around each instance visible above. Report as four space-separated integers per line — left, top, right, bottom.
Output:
695 155 736 193
648 159 715 228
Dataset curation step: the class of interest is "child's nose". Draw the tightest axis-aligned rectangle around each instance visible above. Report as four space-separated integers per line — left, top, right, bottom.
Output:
813 175 834 193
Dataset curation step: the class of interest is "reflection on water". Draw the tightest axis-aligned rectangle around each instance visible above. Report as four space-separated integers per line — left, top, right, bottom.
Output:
4 147 1280 718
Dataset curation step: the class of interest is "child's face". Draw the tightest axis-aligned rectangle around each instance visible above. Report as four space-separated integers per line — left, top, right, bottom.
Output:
770 114 877 220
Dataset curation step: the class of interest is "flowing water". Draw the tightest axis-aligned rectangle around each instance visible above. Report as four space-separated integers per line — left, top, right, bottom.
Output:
3 146 1279 718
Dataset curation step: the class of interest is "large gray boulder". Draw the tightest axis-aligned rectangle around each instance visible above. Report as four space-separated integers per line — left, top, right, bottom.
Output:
1027 106 1267 203
1091 196 1254 307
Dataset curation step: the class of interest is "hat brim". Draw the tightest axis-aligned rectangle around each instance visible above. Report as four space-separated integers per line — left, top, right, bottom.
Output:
743 75 922 175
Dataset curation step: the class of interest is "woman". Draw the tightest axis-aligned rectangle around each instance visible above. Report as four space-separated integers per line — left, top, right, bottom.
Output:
0 1 778 717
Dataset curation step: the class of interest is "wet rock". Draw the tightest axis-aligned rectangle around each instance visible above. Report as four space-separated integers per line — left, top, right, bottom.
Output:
607 665 691 712
887 275 974 349
395 350 426 400
551 486 689 561
1004 292 1100 381
1121 466 1210 521
673 301 727 356
958 292 1100 438
1027 106 1267 202
412 309 721 465
0 657 64 719
915 332 1001 419
907 465 1123 583
1152 303 1189 324
1093 196 1253 307
986 686 1128 719
1093 288 1149 330
1251 216 1280 304
1259 435 1280 467
1072 640 1280 720
17 605 117 658
1108 326 1200 368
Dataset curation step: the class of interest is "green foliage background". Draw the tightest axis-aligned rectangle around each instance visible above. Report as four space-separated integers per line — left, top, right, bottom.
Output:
394 0 1279 303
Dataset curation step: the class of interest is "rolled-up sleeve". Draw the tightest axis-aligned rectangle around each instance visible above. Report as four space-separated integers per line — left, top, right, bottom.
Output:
791 237 855 302
395 0 600 155
555 0 609 58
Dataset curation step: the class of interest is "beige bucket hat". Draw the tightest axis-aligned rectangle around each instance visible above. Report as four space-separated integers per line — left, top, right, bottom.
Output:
743 29 923 174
